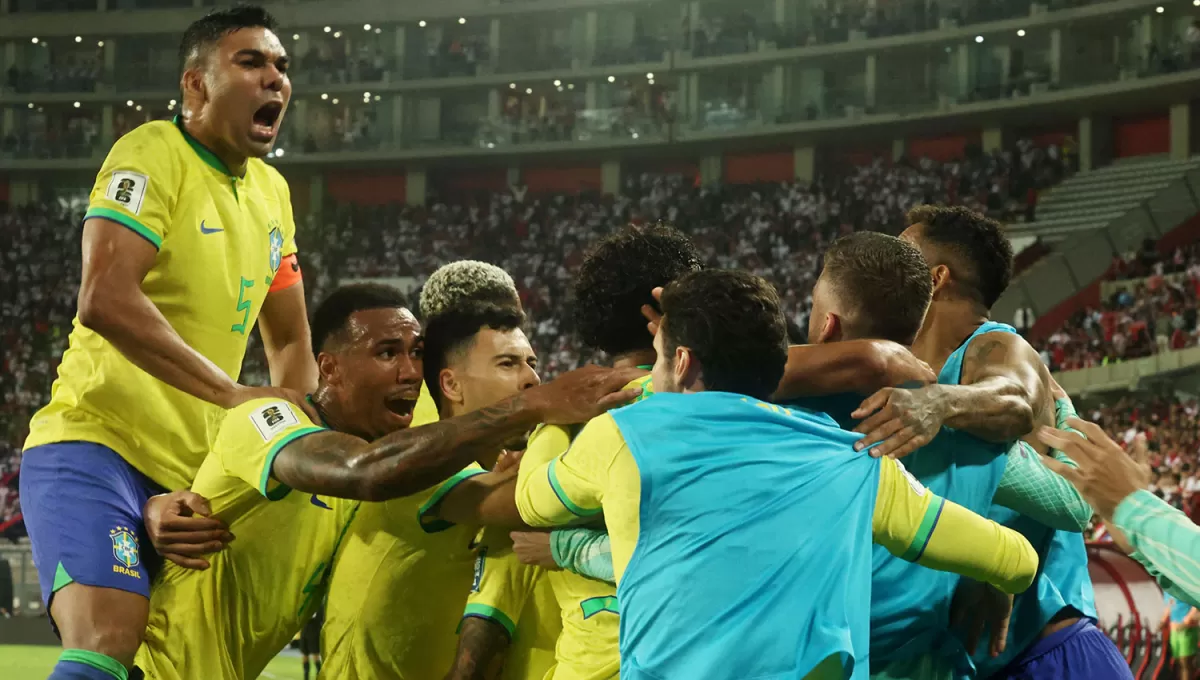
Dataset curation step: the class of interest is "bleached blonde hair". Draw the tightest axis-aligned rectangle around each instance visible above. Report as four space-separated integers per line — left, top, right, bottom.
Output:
419 260 520 320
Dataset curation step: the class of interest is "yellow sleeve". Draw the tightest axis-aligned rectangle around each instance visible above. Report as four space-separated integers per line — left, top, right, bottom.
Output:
871 457 1038 595
516 414 625 527
462 527 543 639
83 122 180 249
417 465 487 533
212 398 325 499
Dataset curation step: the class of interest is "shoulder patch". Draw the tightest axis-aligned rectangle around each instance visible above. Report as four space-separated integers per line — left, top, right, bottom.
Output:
249 401 300 441
894 459 927 497
105 171 149 215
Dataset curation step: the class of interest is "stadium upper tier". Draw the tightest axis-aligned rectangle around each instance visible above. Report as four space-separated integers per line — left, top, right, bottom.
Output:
2 0 1200 165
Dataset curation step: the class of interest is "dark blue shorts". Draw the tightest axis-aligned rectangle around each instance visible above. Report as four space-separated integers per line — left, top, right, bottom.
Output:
992 619 1133 680
20 441 166 612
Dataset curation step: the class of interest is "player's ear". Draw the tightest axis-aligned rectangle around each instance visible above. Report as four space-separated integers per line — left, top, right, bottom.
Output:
439 368 464 408
930 264 952 298
816 313 841 344
673 346 693 389
316 352 339 385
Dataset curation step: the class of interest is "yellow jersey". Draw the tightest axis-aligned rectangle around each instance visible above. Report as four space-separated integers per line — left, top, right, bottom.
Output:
517 424 622 680
319 385 489 680
463 526 562 679
136 398 352 680
25 118 298 491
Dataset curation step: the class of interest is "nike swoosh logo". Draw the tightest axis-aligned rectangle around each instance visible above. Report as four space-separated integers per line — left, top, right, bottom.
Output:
310 495 332 510
200 220 223 235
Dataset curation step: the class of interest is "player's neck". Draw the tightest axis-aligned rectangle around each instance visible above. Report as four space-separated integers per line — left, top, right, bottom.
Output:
181 116 248 177
912 301 989 373
611 350 656 371
310 388 370 440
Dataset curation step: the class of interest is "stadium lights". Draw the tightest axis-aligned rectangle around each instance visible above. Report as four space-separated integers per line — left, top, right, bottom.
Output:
557 86 564 92
293 34 300 41
1195 0 1200 7
525 87 533 94
554 79 562 86
1156 5 1164 12
126 100 133 107
324 26 331 33
332 98 339 104
364 23 372 31
1017 29 1026 37
632 132 639 139
136 105 143 111
374 95 381 101
646 72 654 79
607 75 615 83
364 91 371 98
27 103 34 109
321 93 329 100
975 35 984 43
374 28 382 34
97 41 104 47
458 17 466 24
487 142 495 148
567 83 574 90
31 37 38 44
419 20 427 27
275 148 285 157
73 101 80 108
509 83 516 89
333 31 342 38
75 36 82 43
648 79 655 85
169 99 176 106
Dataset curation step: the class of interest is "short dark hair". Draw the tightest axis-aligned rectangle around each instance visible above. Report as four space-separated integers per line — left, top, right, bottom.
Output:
421 302 526 412
906 205 1013 309
311 283 409 357
822 231 933 344
659 269 788 400
179 5 279 73
573 223 703 357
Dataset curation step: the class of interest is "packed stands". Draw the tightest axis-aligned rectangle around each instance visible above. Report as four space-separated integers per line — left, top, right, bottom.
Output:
0 137 1069 538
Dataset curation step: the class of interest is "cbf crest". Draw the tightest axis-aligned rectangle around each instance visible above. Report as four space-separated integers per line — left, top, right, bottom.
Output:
110 526 140 569
268 221 283 274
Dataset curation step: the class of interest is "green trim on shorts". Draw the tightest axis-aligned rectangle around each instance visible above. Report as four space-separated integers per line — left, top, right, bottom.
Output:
52 562 74 593
60 649 129 680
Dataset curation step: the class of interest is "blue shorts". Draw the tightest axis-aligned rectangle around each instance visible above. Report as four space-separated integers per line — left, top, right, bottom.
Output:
991 619 1132 680
20 442 166 613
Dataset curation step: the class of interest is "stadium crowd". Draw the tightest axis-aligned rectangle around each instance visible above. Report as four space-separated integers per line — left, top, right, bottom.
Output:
0 136 1069 538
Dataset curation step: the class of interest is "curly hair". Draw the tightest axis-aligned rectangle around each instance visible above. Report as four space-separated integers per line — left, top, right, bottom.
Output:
419 260 520 321
660 269 788 401
906 205 1013 310
572 223 702 357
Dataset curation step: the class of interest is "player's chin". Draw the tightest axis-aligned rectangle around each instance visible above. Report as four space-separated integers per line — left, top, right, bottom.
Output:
244 135 276 158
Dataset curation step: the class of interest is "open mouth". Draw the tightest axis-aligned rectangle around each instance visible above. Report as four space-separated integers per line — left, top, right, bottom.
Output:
250 101 283 141
385 396 419 423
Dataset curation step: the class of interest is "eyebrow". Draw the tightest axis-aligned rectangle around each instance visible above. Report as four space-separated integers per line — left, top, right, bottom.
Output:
233 48 289 67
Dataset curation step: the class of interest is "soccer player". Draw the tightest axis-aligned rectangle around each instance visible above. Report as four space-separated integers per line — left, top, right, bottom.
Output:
19 7 315 678
318 261 544 680
422 303 561 680
437 268 1039 680
1164 592 1198 680
135 283 641 680
299 601 325 680
853 206 1127 678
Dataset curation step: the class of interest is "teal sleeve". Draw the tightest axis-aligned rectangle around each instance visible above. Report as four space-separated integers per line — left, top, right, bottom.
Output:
550 527 615 584
1113 490 1200 609
993 442 1092 532
1053 397 1084 467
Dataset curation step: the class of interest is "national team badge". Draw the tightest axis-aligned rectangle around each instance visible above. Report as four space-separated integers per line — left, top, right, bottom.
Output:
110 526 140 569
268 226 283 274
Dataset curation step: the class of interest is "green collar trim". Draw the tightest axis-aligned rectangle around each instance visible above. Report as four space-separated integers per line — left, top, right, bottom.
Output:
636 364 653 370
173 115 239 177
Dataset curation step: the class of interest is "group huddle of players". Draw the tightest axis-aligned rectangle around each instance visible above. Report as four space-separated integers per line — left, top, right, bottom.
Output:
13 5 1156 680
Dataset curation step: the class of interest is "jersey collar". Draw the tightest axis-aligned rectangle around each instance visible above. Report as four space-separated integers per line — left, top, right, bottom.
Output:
173 115 241 178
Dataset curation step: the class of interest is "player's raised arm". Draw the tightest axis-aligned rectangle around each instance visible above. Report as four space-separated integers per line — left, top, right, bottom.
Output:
852 331 1045 458
269 366 643 501
258 273 317 394
872 457 1038 595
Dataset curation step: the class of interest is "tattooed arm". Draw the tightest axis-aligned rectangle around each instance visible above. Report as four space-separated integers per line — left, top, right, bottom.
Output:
852 332 1045 458
445 618 511 680
270 365 645 501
